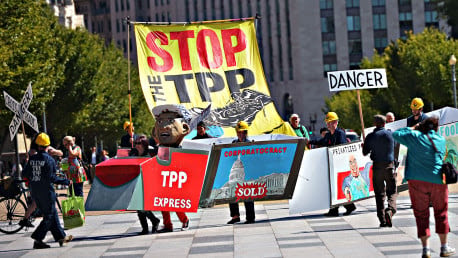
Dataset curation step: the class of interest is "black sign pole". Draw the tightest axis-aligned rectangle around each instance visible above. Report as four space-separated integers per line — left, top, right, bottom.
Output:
14 135 21 178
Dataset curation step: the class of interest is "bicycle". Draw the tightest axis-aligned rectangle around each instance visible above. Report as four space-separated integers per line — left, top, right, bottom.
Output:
0 177 67 234
0 178 30 234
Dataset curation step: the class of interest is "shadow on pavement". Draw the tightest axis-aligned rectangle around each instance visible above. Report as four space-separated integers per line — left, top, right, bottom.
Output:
71 232 139 242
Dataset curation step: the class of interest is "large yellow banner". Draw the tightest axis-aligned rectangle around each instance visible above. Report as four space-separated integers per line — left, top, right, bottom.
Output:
134 20 294 137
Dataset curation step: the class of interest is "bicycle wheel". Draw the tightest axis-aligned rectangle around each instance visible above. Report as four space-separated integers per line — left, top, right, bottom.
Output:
0 197 26 234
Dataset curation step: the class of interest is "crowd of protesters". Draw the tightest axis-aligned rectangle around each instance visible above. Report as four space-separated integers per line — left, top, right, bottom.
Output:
4 98 454 256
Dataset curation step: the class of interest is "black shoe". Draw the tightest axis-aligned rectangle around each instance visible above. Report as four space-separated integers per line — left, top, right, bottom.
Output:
379 222 388 227
151 218 160 233
385 209 393 227
343 206 356 216
157 227 173 233
19 218 34 228
181 219 189 231
33 241 51 249
227 217 241 224
139 228 149 235
244 220 255 224
324 210 339 217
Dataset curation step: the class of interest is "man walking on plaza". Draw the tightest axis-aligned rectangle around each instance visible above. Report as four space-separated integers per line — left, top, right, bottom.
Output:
309 112 356 216
363 115 397 227
22 133 73 249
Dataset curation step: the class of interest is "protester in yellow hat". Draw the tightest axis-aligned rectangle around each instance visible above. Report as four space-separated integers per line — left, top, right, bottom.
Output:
120 121 137 148
308 112 357 216
407 97 428 127
22 132 73 249
227 121 256 224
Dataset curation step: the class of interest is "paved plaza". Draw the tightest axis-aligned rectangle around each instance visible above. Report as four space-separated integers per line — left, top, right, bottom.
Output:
0 194 457 258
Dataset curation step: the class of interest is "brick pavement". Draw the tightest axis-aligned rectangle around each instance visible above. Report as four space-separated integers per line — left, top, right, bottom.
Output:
1 194 457 258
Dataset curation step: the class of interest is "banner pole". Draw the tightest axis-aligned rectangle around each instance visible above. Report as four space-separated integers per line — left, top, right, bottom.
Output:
357 90 365 141
129 16 257 25
126 16 133 148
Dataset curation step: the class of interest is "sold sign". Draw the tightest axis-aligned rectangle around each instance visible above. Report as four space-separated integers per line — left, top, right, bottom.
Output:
235 182 267 201
3 82 39 140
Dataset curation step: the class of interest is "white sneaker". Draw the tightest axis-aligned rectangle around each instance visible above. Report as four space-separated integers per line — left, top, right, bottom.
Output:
440 246 456 257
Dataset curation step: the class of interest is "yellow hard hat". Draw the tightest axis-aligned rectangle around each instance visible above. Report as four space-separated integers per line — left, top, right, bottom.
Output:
325 112 339 122
410 97 424 110
123 121 133 130
35 133 50 147
235 121 249 132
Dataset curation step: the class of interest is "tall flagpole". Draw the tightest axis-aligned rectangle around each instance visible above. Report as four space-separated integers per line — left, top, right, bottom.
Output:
126 16 133 148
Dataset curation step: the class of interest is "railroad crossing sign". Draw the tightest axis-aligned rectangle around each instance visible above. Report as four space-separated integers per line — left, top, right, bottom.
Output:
3 82 39 140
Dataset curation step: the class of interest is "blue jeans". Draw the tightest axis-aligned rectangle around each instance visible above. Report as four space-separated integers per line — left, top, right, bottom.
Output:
70 182 84 197
31 196 65 242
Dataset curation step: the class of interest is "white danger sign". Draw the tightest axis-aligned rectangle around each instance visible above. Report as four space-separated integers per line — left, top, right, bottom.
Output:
327 68 388 92
3 82 39 140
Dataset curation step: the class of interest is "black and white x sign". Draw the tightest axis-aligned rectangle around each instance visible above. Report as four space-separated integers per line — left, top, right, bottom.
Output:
4 82 39 140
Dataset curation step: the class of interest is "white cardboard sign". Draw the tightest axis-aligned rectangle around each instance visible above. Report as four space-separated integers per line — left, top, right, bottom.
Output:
327 68 388 92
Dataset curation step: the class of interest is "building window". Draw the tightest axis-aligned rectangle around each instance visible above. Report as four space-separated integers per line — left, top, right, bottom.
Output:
425 10 438 24
399 11 413 37
147 0 150 8
347 16 361 31
321 17 335 33
399 12 412 21
372 0 385 6
373 14 386 29
121 0 124 10
324 63 337 77
349 62 360 69
185 0 190 21
194 0 199 21
123 39 126 52
399 0 411 6
346 0 359 8
374 37 387 52
348 39 362 55
322 40 336 55
116 19 120 32
320 0 333 9
126 0 130 10
115 0 119 11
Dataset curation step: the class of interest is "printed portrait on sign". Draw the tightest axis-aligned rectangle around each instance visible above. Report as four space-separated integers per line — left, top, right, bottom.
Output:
328 142 374 206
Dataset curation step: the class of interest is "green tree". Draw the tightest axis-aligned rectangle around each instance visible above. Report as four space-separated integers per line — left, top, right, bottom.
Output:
0 0 65 133
326 28 457 132
0 0 153 155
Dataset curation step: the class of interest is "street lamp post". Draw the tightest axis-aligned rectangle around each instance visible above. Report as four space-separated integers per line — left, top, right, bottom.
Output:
450 54 457 108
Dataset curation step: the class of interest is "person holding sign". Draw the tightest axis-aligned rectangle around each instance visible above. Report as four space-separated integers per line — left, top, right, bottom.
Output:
120 121 137 148
152 104 191 233
308 112 357 216
227 121 256 224
22 133 73 249
407 98 428 127
362 115 397 227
